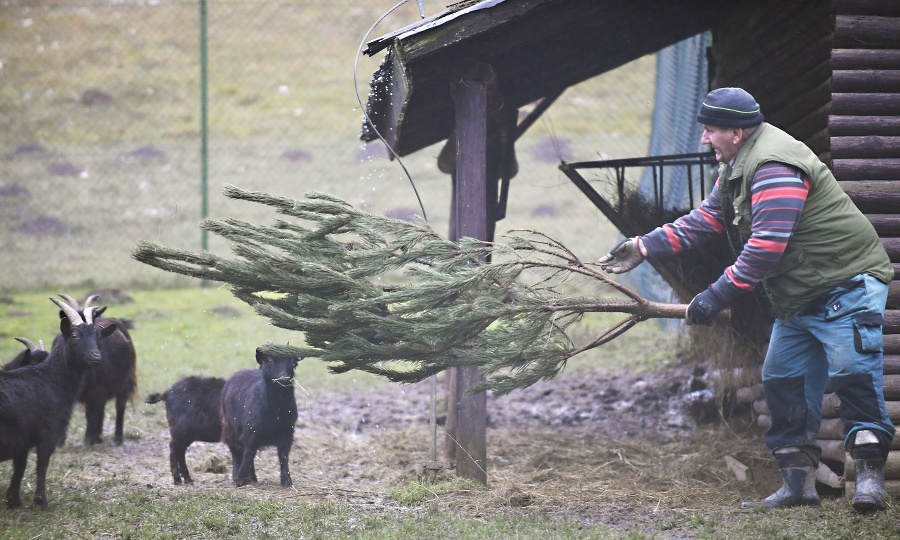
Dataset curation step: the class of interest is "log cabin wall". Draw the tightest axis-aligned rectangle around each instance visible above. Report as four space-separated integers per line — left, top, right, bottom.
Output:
830 0 900 498
715 0 900 496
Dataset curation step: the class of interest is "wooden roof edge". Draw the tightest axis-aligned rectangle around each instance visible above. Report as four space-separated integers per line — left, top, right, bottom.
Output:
364 0 511 57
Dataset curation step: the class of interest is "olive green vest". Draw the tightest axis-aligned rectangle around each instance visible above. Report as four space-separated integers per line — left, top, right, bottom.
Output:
719 123 893 320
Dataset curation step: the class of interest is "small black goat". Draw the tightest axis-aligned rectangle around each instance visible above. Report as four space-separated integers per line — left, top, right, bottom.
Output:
0 296 115 508
56 294 137 445
3 337 49 371
221 349 300 487
145 375 226 485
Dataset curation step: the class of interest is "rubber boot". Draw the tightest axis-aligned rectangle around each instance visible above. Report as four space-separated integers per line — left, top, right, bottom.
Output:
851 430 887 513
741 447 820 509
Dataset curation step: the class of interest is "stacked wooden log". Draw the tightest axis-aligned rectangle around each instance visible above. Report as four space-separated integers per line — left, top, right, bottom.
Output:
828 0 900 500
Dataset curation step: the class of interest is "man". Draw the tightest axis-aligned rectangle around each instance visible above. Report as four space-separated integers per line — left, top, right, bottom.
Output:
599 87 895 512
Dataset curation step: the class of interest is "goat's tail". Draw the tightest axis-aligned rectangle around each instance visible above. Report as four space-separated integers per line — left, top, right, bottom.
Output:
145 392 166 404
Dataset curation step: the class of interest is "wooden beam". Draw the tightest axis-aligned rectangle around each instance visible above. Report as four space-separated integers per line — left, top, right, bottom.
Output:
445 60 490 485
832 70 900 93
830 115 900 136
831 93 900 116
832 49 900 70
834 15 900 49
868 215 900 235
831 137 900 159
833 158 900 181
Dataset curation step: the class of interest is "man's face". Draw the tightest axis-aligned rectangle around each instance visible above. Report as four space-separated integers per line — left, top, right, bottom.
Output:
701 125 742 163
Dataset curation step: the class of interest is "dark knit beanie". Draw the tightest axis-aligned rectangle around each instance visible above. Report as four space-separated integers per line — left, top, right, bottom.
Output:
697 87 764 128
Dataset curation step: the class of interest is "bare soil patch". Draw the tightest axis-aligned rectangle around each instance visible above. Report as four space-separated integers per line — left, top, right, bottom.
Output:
60 361 763 539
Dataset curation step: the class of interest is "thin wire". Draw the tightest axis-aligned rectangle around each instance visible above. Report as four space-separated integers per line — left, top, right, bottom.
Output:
355 0 442 470
353 0 428 222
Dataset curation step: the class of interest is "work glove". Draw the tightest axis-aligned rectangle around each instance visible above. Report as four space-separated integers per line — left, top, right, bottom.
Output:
685 289 725 326
598 237 644 274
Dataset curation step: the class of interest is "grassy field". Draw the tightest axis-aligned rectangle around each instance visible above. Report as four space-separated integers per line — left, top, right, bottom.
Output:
3 2 899 538
2 287 899 539
0 0 652 292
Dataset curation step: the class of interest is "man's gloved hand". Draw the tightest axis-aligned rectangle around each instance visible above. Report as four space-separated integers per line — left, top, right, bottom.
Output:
685 289 726 326
598 237 645 274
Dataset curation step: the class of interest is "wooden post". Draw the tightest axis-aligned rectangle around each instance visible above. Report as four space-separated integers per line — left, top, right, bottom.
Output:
443 60 491 485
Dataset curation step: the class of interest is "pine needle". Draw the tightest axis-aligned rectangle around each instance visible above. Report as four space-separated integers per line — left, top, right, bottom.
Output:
132 186 695 395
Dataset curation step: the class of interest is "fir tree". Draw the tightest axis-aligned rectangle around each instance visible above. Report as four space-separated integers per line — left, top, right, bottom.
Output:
133 185 697 395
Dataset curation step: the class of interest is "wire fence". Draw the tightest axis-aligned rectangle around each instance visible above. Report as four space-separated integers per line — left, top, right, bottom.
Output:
0 0 657 293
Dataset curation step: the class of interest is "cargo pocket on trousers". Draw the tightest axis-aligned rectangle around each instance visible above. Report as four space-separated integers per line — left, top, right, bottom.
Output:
853 312 884 353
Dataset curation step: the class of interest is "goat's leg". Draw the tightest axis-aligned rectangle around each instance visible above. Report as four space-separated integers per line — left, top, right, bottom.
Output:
227 444 243 485
169 439 184 485
277 440 293 488
236 447 257 487
33 444 52 508
5 452 27 508
114 395 127 445
83 398 105 445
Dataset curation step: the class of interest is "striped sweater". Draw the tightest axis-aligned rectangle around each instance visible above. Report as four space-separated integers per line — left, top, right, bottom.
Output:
640 162 809 307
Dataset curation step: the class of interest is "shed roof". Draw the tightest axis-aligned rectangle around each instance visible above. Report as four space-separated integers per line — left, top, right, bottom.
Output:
361 0 733 157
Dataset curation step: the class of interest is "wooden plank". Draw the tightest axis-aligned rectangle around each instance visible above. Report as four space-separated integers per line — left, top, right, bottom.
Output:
834 0 900 16
835 15 900 49
886 335 900 356
885 309 900 334
446 60 490 485
848 193 900 213
885 354 900 375
889 281 900 310
831 137 900 159
867 215 900 235
832 49 900 70
831 93 900 116
833 158 900 180
830 115 900 136
832 70 900 93
884 238 900 261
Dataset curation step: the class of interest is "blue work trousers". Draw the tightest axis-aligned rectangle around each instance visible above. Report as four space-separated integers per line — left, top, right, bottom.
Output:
761 273 895 460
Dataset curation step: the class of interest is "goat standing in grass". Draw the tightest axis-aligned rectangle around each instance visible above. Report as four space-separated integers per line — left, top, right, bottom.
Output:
221 349 300 487
145 375 226 485
0 296 116 508
57 294 137 445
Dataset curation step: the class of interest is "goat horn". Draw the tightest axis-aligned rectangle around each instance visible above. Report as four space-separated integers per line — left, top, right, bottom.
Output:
83 294 100 310
83 305 96 325
58 293 81 309
38 339 46 351
14 337 38 351
50 296 84 326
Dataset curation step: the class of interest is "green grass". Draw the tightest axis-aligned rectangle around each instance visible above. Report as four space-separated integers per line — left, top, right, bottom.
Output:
2 287 900 539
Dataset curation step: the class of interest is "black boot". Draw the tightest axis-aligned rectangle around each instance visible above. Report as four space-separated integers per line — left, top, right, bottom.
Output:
851 430 887 513
741 447 820 509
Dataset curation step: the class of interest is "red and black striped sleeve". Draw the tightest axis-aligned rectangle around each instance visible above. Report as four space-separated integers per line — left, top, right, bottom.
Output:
706 162 808 304
640 162 809 307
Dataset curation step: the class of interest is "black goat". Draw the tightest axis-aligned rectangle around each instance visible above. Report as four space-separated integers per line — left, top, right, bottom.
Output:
0 296 115 508
221 349 300 487
145 376 226 485
57 294 137 445
3 337 49 371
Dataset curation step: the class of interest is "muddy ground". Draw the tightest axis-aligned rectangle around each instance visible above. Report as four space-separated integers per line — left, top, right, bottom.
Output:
61 360 770 539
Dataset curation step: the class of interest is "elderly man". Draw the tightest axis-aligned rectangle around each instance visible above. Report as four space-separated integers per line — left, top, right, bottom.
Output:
600 87 895 512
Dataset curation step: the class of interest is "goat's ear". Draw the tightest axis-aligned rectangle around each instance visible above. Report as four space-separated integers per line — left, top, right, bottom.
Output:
293 357 301 368
95 306 107 317
59 316 72 335
255 348 265 365
99 323 118 338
